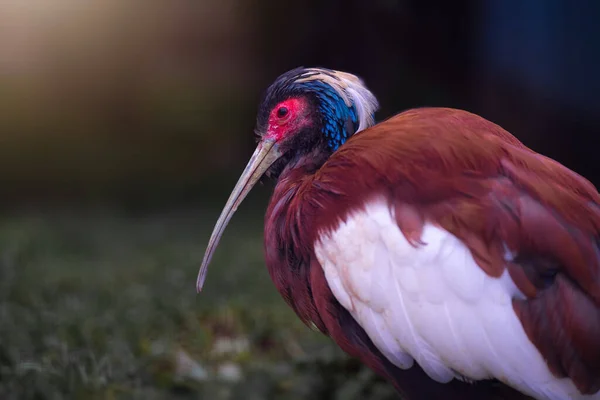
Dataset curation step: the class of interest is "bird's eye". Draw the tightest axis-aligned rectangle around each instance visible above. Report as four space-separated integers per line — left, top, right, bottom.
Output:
277 107 289 118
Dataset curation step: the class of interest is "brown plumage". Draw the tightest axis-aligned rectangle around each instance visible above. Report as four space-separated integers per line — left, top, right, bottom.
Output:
198 68 600 399
264 108 600 398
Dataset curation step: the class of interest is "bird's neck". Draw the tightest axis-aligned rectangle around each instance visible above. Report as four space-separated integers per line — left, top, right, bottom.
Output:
263 150 330 333
282 147 331 178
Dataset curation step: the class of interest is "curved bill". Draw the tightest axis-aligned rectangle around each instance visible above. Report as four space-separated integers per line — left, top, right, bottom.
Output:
196 138 281 292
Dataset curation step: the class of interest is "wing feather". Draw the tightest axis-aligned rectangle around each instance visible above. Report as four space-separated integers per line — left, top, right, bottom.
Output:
307 107 600 397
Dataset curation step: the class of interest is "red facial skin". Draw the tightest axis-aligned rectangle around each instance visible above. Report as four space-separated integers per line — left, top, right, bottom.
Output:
264 97 311 142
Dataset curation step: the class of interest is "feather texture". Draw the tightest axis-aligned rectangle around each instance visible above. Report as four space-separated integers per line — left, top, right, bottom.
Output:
295 68 379 133
314 198 599 400
263 107 600 399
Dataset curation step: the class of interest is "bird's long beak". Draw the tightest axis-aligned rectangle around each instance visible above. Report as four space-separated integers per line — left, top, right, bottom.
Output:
196 138 281 292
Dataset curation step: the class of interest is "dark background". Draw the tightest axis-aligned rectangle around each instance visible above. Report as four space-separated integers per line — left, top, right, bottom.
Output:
0 1 598 398
1 0 598 209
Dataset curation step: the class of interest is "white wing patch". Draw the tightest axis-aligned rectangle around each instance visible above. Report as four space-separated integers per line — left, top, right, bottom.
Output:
314 198 600 400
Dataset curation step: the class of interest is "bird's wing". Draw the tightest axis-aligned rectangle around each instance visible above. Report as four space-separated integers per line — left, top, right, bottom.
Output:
306 108 600 399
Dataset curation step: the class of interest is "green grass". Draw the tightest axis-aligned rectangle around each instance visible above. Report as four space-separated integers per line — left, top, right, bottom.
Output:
0 207 397 399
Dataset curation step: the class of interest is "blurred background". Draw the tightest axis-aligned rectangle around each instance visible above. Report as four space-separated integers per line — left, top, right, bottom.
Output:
0 0 598 398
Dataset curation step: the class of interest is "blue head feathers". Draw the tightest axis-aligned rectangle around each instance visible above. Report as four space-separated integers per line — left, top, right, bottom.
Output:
257 67 379 152
301 79 359 151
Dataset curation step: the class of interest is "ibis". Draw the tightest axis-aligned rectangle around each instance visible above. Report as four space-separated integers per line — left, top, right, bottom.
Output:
198 67 600 400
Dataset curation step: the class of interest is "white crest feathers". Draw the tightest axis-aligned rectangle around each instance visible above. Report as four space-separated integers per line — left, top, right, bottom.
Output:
295 68 379 133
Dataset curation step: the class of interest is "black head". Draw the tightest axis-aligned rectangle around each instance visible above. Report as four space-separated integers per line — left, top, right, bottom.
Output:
254 67 379 177
196 67 378 291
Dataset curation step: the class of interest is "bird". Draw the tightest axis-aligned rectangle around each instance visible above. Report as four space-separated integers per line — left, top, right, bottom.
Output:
197 67 600 400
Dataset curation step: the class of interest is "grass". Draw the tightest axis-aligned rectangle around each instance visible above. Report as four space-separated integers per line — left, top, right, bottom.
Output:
0 206 397 399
